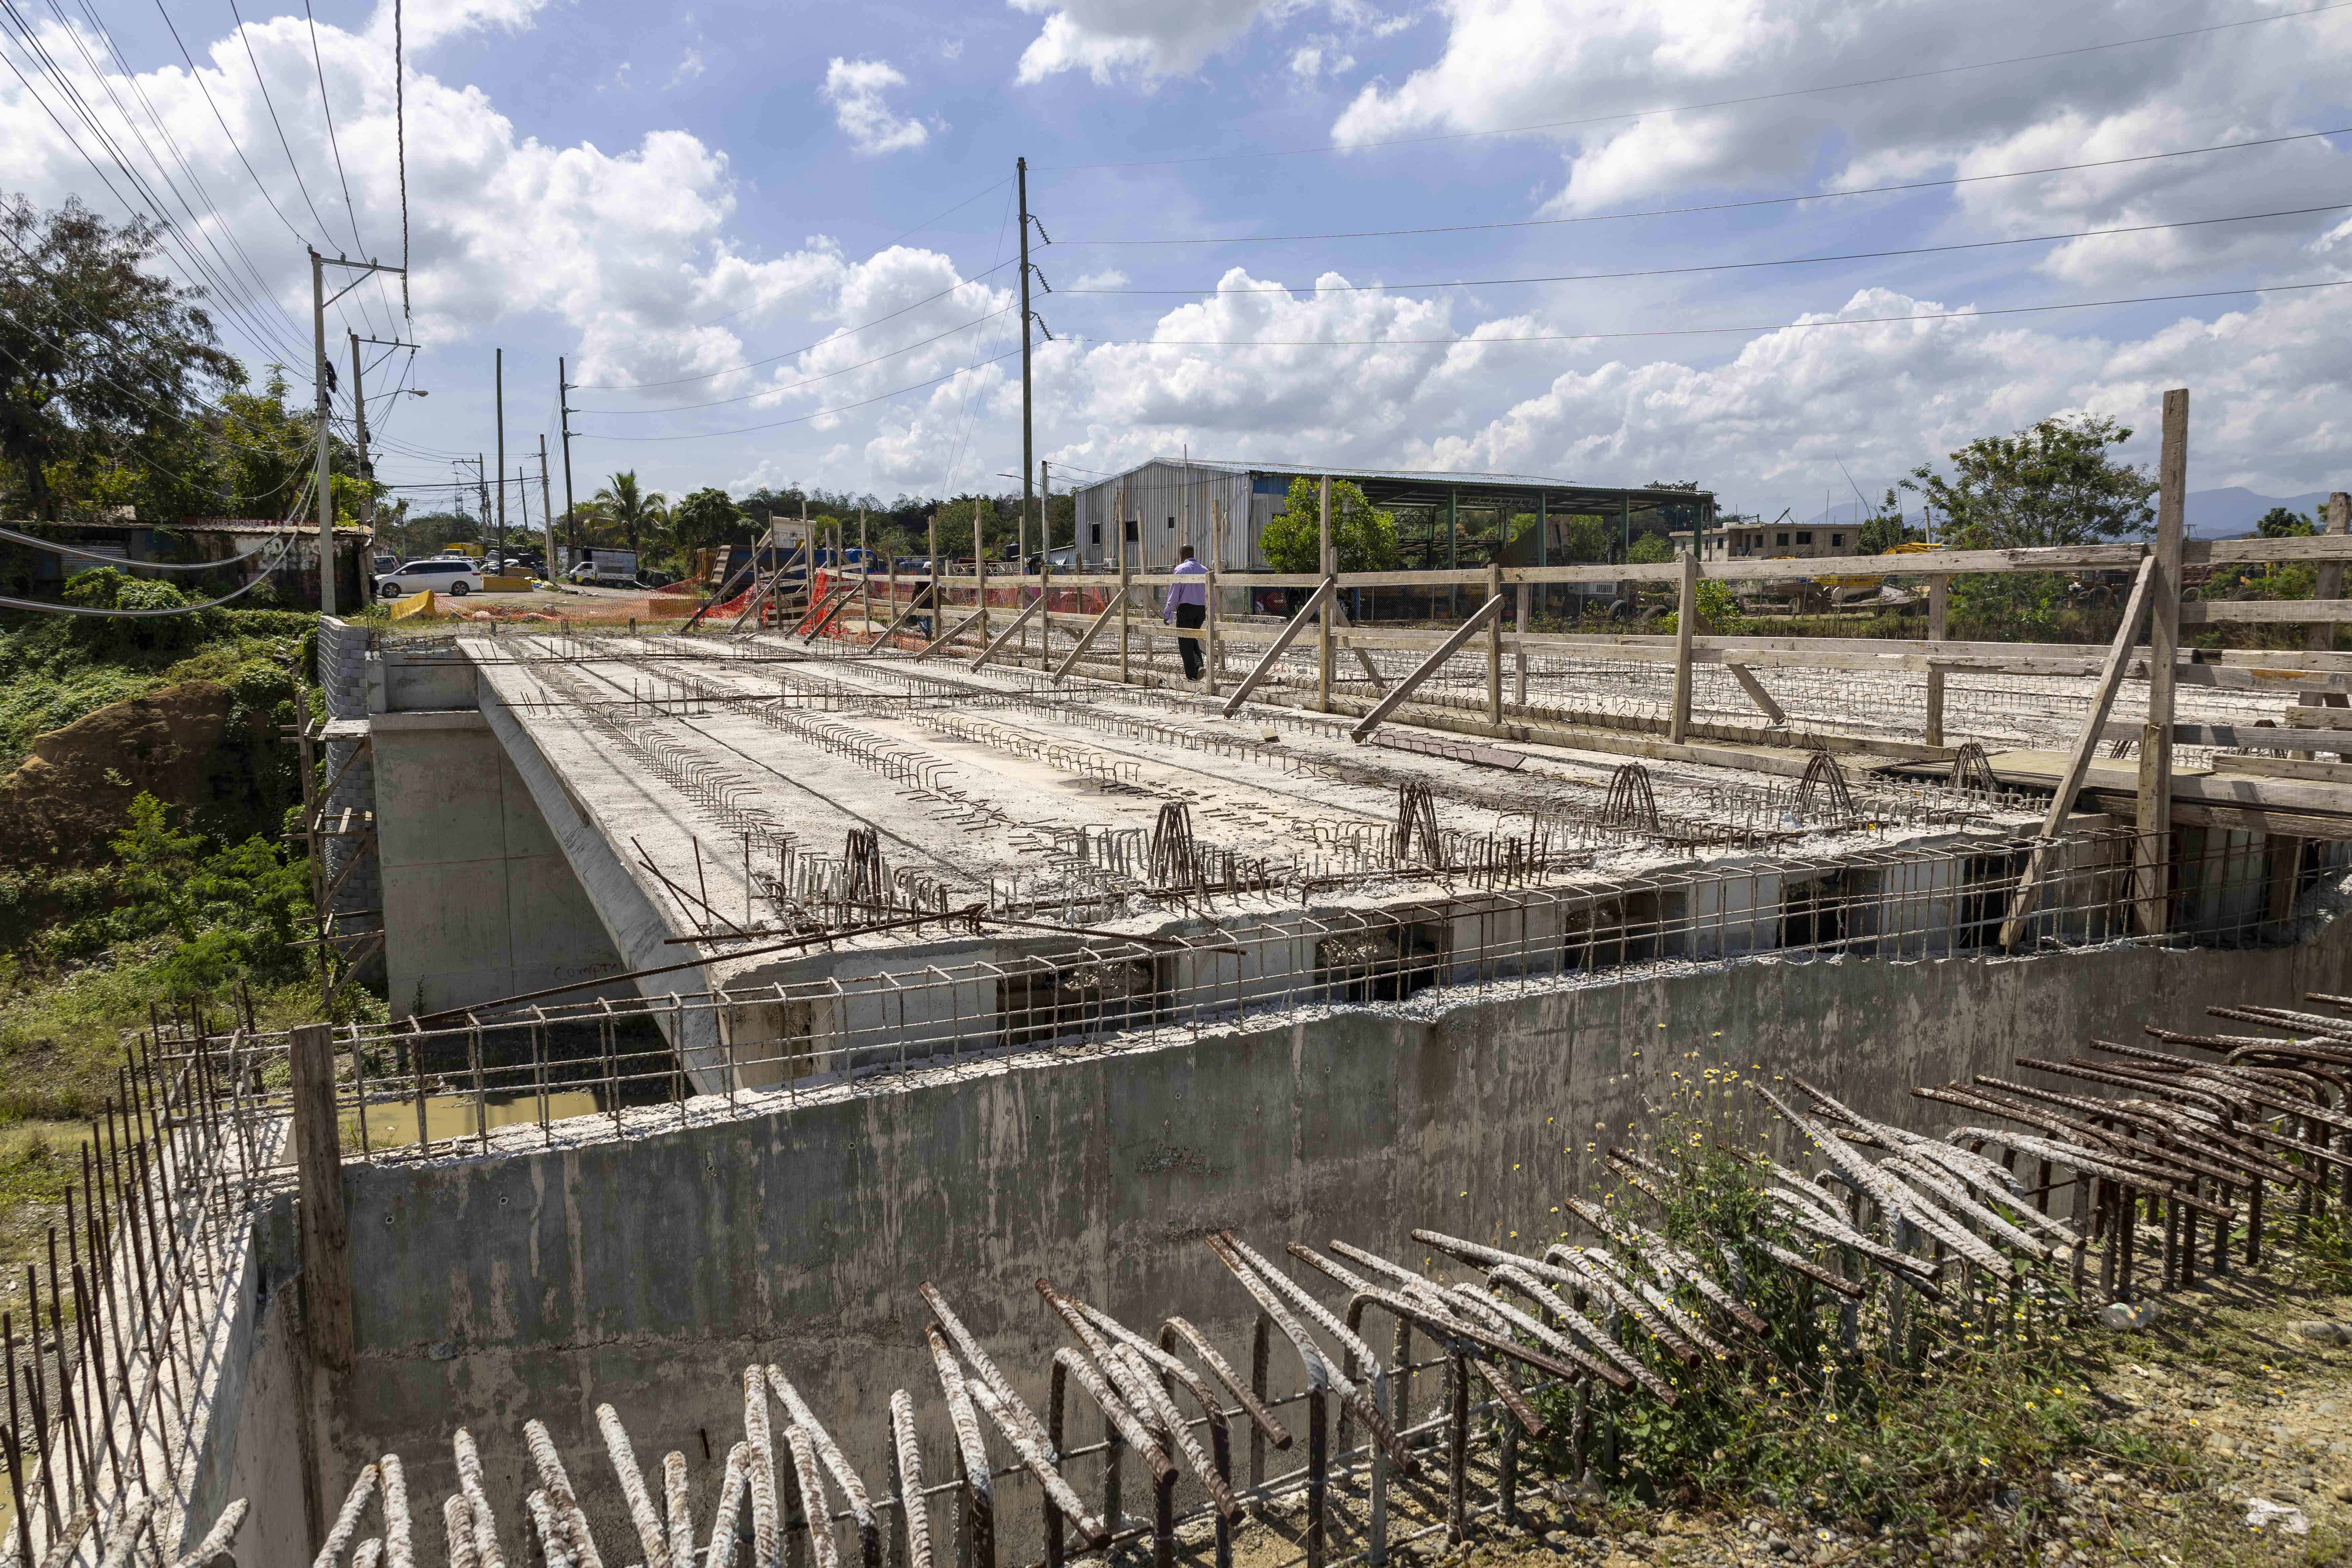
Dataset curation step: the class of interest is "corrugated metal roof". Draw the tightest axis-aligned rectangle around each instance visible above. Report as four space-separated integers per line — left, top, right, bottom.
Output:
1074 457 1709 498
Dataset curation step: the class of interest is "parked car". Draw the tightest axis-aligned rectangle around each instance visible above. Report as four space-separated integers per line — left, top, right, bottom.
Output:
371 551 400 576
376 559 484 598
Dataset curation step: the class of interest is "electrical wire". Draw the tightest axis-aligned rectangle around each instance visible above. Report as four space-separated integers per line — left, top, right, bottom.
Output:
931 181 1018 503
570 305 1015 415
1039 0 2352 171
301 0 388 336
1054 126 2352 248
1055 203 2352 295
578 348 1023 443
223 0 339 247
393 0 408 319
1053 276 2352 349
34 0 307 357
0 1 305 362
587 257 1019 390
149 0 310 245
0 451 319 615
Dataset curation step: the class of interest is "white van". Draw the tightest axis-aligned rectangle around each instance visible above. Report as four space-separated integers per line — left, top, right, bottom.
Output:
375 559 484 599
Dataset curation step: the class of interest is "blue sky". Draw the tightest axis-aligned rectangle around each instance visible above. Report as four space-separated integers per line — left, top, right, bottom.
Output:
9 0 2352 527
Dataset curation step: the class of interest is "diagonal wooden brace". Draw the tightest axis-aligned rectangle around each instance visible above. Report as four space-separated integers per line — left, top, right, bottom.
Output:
1997 552 2157 950
968 593 1047 670
1219 578 1336 716
1348 594 1507 742
1051 589 1132 682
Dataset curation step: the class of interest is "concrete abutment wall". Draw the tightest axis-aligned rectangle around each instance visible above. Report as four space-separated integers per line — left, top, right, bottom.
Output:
208 918 2352 1562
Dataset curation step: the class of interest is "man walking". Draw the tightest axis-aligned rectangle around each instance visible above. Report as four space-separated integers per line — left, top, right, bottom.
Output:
1163 544 1209 681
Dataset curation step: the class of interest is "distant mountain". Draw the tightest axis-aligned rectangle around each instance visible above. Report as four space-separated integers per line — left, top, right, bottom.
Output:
2180 488 2334 539
1787 487 2337 540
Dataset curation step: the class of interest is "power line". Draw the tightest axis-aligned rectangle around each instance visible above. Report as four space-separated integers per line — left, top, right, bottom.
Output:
587 257 1020 391
1054 203 2352 295
393 0 408 319
149 0 310 246
571 305 1015 415
579 348 1023 443
39 0 307 354
0 0 305 362
1054 127 2352 248
1052 276 2352 349
301 0 380 334
681 174 1013 336
224 0 338 245
1039 0 2352 171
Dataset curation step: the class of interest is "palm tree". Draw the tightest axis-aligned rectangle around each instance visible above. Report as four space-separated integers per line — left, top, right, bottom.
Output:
592 471 669 557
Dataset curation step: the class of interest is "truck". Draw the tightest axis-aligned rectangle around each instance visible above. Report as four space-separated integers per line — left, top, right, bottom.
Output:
563 548 639 586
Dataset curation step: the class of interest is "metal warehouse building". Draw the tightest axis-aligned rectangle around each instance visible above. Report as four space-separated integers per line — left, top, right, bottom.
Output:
1066 459 1716 573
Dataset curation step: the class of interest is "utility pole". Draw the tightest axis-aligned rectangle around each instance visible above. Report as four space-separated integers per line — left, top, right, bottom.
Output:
539 435 554 577
558 357 578 564
476 454 490 541
494 348 506 572
1018 156 1036 579
309 251 406 614
311 249 333 616
346 331 375 567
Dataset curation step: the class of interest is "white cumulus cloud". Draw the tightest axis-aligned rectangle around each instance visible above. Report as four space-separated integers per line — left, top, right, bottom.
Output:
821 58 929 156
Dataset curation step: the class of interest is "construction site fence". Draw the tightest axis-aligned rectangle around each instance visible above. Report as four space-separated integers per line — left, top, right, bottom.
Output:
153 826 2340 1170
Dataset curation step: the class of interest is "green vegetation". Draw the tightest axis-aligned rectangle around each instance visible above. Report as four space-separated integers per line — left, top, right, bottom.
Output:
1260 476 1402 574
1904 413 2156 548
0 579 311 771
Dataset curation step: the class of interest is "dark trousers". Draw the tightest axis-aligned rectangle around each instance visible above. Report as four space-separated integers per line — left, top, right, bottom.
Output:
1174 602 1206 679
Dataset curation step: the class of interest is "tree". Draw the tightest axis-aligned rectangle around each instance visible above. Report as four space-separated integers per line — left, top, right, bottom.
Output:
589 471 668 556
2256 506 2317 538
1 195 240 519
1260 477 1401 573
1856 489 1924 554
669 487 749 554
1626 532 1673 565
1902 415 2156 548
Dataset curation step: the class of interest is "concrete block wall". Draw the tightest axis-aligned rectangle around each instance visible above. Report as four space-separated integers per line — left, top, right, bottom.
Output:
314 619 383 977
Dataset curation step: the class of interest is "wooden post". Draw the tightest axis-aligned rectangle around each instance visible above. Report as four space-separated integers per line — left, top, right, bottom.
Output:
975 507 989 650
1999 553 2159 950
860 512 871 641
1486 561 1504 723
1034 561 1050 669
290 1022 353 1373
1205 565 1220 697
1513 579 1530 708
1317 476 1334 713
928 511 939 640
2135 388 2189 936
1669 547 1698 743
2310 491 2350 652
1925 575 1949 746
2296 493 2352 753
1118 484 1131 683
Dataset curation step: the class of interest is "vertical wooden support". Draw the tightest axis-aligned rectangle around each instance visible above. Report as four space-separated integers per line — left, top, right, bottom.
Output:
1924 575 1949 746
1205 566 1220 697
975 510 989 651
2135 388 2189 936
1513 579 1530 708
2296 493 2352 754
860 513 872 640
928 512 940 639
1669 548 1697 743
2309 491 2350 652
290 1022 352 1373
1317 476 1335 713
1485 562 1504 722
1118 484 1131 683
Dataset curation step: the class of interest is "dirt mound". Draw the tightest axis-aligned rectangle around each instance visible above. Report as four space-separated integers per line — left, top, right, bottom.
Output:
0 681 235 870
